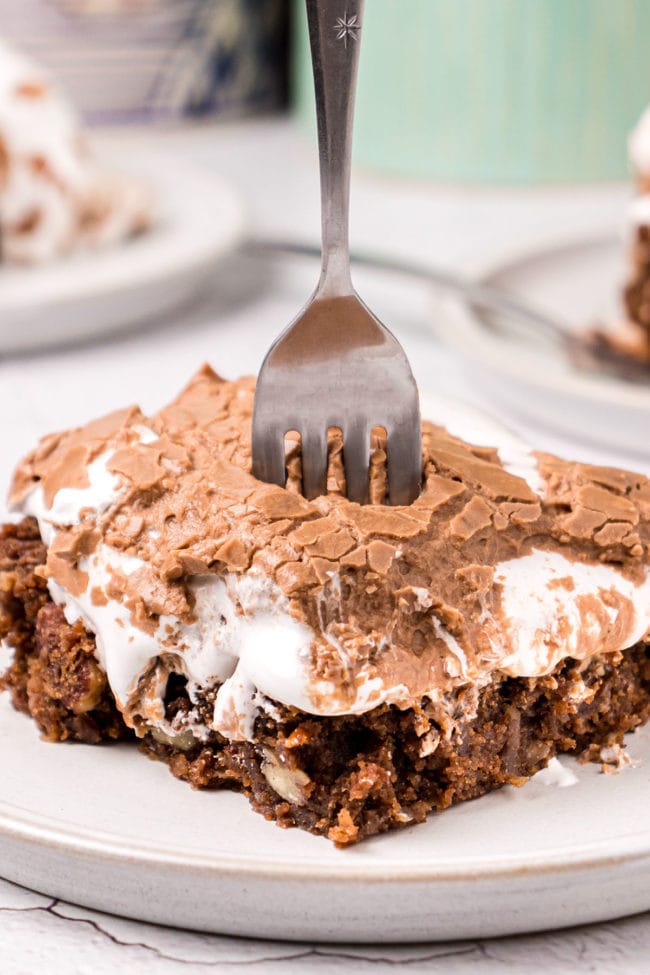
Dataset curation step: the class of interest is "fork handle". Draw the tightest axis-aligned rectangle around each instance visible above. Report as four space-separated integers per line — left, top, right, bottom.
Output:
306 0 364 298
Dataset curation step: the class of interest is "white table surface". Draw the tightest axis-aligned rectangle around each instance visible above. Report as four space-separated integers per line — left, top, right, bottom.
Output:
2 118 649 973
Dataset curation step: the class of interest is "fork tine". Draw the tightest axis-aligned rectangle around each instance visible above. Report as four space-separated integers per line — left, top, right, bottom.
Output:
387 424 422 506
251 423 287 488
301 427 328 500
343 423 370 505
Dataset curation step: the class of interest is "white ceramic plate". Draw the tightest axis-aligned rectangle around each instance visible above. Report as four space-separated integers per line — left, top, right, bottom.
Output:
433 234 650 457
1 699 649 943
1 392 649 943
0 143 244 353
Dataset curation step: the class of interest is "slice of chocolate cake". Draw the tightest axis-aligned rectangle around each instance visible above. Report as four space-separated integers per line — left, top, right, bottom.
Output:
610 104 650 363
2 365 649 845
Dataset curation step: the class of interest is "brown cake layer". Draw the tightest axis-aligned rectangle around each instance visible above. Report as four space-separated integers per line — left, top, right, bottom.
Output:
624 224 650 349
3 518 649 845
0 519 127 744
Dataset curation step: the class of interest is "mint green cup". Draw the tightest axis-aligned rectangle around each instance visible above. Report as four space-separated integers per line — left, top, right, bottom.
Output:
293 0 650 183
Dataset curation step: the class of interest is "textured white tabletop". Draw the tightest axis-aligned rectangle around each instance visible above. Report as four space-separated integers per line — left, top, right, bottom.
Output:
1 119 649 972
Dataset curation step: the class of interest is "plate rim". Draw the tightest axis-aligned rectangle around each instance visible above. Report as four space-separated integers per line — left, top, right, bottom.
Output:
1 795 650 883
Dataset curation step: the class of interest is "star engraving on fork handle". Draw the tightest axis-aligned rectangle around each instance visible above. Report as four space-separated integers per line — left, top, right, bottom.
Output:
333 12 361 46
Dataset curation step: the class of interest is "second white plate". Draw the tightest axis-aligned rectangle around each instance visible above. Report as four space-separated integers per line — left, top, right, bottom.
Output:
433 235 650 456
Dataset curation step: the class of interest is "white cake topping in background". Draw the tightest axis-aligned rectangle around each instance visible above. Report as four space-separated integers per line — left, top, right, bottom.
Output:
629 104 650 176
629 194 650 227
0 37 151 264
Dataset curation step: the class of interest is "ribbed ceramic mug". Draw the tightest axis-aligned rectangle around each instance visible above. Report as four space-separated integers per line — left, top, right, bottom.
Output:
293 0 650 183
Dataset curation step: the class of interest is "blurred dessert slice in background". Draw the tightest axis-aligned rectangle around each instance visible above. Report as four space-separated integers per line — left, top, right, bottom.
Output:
584 106 650 372
0 37 152 265
622 106 650 361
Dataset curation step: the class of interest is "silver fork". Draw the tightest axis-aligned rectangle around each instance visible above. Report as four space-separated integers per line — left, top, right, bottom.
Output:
251 0 421 506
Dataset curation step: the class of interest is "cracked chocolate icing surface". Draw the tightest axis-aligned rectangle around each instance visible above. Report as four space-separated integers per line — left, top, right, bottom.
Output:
9 366 650 740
